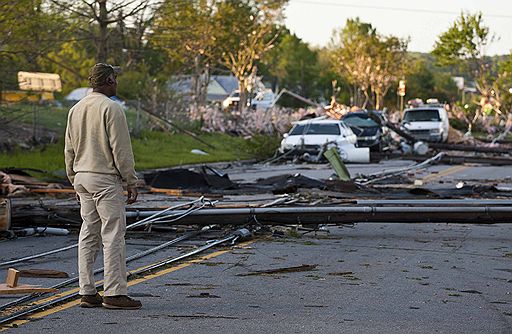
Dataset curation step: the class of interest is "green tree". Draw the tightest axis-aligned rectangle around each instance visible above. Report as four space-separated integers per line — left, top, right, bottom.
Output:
316 48 351 105
330 18 376 108
405 58 435 100
151 0 216 108
44 40 96 93
213 0 288 112
260 30 321 107
369 36 408 109
496 53 512 115
432 12 493 90
433 72 459 103
432 12 500 132
0 0 72 89
49 0 152 63
330 18 408 109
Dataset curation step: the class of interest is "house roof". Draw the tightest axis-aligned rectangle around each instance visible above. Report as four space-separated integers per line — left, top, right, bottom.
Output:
169 75 240 102
212 75 239 95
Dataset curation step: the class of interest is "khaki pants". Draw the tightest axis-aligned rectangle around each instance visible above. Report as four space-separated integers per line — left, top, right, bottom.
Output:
74 172 127 296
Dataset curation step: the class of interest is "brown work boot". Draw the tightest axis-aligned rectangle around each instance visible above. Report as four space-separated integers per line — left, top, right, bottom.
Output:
102 295 142 310
80 293 103 308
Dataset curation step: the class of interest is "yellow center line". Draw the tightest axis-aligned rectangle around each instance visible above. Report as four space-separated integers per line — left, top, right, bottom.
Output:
407 165 468 188
0 240 255 332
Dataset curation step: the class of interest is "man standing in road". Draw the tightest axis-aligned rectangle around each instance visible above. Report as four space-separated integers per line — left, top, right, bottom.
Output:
64 63 141 309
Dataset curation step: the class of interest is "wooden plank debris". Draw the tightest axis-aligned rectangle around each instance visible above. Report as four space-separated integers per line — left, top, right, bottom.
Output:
6 268 20 288
0 284 58 295
19 269 69 278
0 268 58 295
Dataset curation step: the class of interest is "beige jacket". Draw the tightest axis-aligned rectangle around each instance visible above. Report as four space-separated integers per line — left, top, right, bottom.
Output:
64 92 137 186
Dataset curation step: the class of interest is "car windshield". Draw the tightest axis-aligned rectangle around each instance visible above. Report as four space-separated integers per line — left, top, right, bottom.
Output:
289 123 341 136
404 109 441 122
343 115 378 127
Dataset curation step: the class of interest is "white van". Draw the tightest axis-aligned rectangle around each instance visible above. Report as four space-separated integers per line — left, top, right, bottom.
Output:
401 104 449 143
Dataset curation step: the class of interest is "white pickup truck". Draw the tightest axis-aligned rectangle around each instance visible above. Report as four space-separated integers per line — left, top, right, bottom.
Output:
401 105 449 143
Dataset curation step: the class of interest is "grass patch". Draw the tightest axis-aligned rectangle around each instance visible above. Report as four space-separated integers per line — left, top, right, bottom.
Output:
1 104 69 133
0 130 273 174
0 143 66 173
0 104 281 174
241 134 281 160
132 131 251 170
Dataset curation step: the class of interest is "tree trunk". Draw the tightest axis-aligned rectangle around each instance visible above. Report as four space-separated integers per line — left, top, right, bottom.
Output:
238 79 247 114
199 62 210 107
97 0 109 63
191 54 201 110
362 89 370 109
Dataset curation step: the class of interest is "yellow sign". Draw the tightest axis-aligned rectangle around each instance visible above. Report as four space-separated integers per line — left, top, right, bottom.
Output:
17 71 62 92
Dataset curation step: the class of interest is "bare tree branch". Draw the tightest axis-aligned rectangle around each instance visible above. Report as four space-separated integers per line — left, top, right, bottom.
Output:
108 0 140 14
106 0 150 23
80 0 100 21
49 0 92 20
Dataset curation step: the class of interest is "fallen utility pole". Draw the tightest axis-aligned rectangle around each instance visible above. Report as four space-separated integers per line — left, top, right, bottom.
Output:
429 143 511 154
270 89 323 108
383 121 416 143
441 154 512 166
0 198 207 268
356 199 512 206
373 153 512 166
126 206 512 225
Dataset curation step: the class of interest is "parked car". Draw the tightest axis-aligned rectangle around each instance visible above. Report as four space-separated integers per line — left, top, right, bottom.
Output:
279 118 357 154
251 89 275 110
222 90 243 110
401 104 449 142
341 111 388 151
223 89 275 111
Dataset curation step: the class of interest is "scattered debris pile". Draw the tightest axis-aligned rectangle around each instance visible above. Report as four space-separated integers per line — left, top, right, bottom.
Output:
2 156 512 234
144 165 236 193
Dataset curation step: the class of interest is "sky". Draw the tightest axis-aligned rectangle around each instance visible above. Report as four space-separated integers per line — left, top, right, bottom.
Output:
284 0 512 55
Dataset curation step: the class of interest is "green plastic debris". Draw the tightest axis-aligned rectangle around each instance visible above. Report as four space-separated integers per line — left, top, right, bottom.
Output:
323 147 351 181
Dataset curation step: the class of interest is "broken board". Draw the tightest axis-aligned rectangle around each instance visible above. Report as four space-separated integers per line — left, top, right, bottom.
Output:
0 284 58 295
0 268 58 295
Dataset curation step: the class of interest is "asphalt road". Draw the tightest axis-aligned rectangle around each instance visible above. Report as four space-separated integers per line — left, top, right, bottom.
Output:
0 160 511 333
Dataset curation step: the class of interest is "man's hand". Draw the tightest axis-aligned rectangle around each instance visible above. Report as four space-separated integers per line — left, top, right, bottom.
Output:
127 186 138 204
